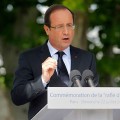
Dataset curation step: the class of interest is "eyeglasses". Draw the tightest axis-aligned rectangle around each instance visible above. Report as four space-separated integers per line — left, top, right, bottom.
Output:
50 24 75 31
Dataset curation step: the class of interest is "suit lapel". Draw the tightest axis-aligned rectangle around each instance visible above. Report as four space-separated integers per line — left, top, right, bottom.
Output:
70 46 80 71
40 42 51 60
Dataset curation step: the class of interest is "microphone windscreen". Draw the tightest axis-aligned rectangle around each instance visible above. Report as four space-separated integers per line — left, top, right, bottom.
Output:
70 70 81 83
82 69 94 81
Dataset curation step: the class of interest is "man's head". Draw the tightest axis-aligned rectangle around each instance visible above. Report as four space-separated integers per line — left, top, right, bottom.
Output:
44 4 74 27
44 4 75 51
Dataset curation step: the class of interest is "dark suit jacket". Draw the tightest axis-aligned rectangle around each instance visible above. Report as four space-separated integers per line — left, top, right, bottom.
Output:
11 42 99 120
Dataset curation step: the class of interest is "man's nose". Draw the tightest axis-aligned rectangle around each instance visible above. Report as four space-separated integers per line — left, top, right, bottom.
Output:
63 26 69 34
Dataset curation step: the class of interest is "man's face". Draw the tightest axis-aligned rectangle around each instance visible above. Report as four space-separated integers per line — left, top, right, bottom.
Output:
44 9 75 51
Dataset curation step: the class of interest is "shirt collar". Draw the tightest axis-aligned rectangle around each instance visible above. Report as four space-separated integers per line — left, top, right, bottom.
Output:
47 41 70 58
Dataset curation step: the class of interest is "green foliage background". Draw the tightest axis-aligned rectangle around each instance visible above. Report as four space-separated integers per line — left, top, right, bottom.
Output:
0 0 120 88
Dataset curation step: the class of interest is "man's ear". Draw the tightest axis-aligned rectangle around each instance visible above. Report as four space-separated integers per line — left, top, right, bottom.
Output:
44 25 50 35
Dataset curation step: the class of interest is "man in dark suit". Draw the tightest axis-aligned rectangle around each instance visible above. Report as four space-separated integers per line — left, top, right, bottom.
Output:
11 4 99 120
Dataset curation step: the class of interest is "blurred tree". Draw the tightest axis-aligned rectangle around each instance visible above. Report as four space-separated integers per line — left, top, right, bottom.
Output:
0 0 63 89
0 0 42 89
63 0 120 86
89 0 120 86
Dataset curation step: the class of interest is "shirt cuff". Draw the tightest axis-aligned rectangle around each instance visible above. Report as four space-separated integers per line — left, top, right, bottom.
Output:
41 76 49 88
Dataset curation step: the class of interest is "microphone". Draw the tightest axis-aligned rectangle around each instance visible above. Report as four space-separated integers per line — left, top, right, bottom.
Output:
70 70 82 87
82 69 95 87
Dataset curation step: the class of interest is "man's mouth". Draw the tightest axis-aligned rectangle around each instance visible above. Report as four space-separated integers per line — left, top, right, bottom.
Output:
63 38 69 40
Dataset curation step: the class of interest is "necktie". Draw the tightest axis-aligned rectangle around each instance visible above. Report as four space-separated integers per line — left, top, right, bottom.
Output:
57 51 69 86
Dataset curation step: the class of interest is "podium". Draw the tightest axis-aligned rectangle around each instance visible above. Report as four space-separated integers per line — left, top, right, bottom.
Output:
32 105 113 120
32 87 120 120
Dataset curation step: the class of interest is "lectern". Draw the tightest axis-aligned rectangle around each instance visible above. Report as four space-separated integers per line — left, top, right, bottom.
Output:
32 105 113 120
32 87 120 120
